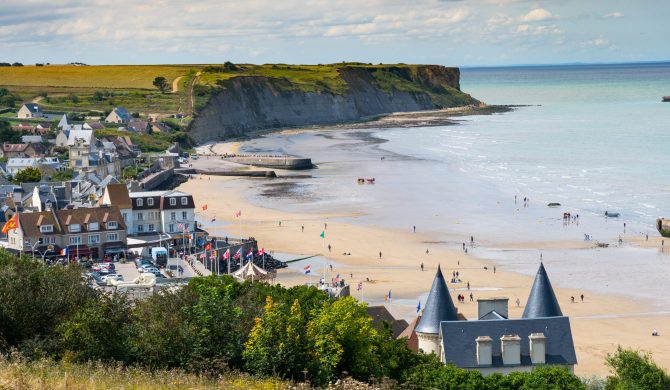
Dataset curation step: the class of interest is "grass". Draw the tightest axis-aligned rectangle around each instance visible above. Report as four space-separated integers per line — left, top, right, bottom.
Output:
0 355 292 390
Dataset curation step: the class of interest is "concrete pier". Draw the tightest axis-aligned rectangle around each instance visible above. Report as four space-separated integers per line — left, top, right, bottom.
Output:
225 156 313 170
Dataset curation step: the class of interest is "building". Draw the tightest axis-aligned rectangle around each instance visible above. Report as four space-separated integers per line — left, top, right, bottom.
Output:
6 205 127 260
99 183 133 234
127 120 150 133
17 103 42 119
6 157 42 175
128 190 195 236
21 135 43 144
105 107 131 124
67 130 120 178
410 263 577 376
0 143 46 159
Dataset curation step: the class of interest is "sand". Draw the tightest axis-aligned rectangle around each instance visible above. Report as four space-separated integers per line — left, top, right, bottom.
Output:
179 151 670 377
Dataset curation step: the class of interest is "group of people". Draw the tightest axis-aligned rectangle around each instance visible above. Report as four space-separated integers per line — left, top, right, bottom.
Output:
456 293 473 303
515 195 530 208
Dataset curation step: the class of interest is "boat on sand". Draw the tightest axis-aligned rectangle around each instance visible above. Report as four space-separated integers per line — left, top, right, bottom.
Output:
657 218 670 238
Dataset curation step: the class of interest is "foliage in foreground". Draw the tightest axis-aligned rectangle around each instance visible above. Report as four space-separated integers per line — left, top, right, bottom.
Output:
0 251 668 389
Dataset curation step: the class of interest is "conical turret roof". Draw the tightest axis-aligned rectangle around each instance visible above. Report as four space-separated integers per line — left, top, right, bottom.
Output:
522 262 563 318
415 265 459 334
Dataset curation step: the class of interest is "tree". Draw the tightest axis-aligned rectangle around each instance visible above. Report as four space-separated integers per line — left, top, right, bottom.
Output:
0 121 21 143
307 297 380 385
153 76 169 94
605 347 670 390
51 169 74 181
92 90 104 101
68 93 80 103
14 166 41 183
58 293 132 363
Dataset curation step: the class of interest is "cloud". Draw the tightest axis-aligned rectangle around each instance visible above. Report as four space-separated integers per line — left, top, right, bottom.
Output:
515 24 529 33
604 12 624 18
520 8 553 22
582 38 610 47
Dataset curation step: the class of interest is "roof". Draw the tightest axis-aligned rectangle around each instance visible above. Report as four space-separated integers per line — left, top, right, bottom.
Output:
439 316 577 368
6 158 40 168
21 136 43 144
415 265 459 334
522 263 563 319
58 114 68 128
160 191 195 210
111 107 131 120
21 103 40 113
479 310 507 320
2 144 29 153
19 210 62 237
127 120 149 132
55 206 127 233
102 183 131 209
86 121 105 130
67 130 94 146
366 306 410 338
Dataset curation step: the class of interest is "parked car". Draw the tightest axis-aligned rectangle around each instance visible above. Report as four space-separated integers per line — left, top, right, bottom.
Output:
100 274 124 283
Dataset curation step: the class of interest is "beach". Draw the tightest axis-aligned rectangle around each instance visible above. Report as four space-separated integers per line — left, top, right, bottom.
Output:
179 157 670 377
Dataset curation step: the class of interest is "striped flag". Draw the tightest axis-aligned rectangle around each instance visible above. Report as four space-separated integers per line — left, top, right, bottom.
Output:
246 249 254 259
202 204 208 211
223 249 230 260
385 290 392 301
178 223 184 229
303 265 311 274
257 248 265 256
233 247 242 260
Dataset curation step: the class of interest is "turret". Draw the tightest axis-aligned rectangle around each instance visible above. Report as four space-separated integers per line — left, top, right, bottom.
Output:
415 265 459 354
522 262 563 318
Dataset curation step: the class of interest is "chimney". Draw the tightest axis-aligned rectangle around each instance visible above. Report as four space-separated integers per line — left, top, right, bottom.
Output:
475 336 492 365
500 334 521 365
477 297 509 319
529 333 546 364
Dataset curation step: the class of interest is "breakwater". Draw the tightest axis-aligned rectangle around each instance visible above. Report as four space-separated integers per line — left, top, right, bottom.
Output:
226 156 313 170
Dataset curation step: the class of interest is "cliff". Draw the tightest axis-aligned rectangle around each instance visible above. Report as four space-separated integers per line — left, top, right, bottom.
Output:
189 65 478 143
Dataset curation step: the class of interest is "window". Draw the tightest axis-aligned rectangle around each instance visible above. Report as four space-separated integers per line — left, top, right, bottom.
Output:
69 224 81 233
88 222 99 231
107 221 118 229
136 198 143 207
148 224 155 232
137 212 144 221
137 224 144 233
69 236 81 245
182 211 187 220
39 225 53 233
122 213 127 221
169 224 175 233
170 197 176 206
88 234 100 244
181 197 188 205
107 233 119 241
147 198 154 206
170 212 176 221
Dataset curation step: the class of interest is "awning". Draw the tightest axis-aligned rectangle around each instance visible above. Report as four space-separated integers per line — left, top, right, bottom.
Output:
66 244 90 256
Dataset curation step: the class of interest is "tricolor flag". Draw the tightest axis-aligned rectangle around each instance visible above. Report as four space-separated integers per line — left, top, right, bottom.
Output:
223 249 230 260
303 265 311 274
385 290 392 301
178 223 184 229
233 247 242 260
59 247 68 256
202 204 208 211
246 249 254 259
258 248 265 256
210 251 217 260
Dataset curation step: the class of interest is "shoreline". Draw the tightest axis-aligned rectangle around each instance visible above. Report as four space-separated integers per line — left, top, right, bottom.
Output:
179 171 670 376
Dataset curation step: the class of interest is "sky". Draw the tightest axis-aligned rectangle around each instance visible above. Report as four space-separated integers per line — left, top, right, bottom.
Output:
0 0 668 67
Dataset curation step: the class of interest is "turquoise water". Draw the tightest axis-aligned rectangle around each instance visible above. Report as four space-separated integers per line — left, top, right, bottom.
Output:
382 63 670 227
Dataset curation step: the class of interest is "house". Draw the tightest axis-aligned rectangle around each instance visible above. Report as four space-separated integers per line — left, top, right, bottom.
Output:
55 130 70 147
12 123 36 133
28 184 70 211
17 103 42 119
128 190 196 236
99 183 133 234
0 143 47 158
366 306 409 338
6 157 62 176
21 135 43 144
127 120 150 133
6 205 127 260
105 107 131 124
150 122 170 133
86 121 105 130
57 114 69 129
410 264 577 376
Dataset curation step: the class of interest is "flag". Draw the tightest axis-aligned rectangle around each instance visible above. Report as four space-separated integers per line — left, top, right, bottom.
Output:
416 301 421 313
246 249 253 259
357 282 363 291
2 214 17 234
210 251 217 260
199 253 206 259
319 230 325 238
234 210 241 218
258 248 265 256
59 247 68 256
178 223 184 229
202 204 208 211
303 265 311 274
223 249 230 260
233 247 242 260
211 216 216 223
205 243 212 251
385 290 392 301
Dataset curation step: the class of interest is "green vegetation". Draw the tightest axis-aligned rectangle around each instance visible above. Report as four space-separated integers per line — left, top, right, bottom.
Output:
0 251 664 388
95 128 193 153
50 168 74 182
0 88 21 108
153 76 169 94
13 167 41 183
0 121 21 143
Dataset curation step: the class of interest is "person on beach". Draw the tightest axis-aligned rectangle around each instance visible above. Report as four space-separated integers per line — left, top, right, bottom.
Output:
413 225 416 233
463 242 466 251
324 223 327 230
467 281 470 290
646 234 649 241
278 221 281 227
421 263 424 272
426 248 429 254
516 298 521 307
329 265 333 271
301 225 304 232
470 236 474 245
470 292 474 302
379 251 382 260
581 294 584 302
494 266 496 274
515 195 517 204
571 296 575 303
328 244 331 252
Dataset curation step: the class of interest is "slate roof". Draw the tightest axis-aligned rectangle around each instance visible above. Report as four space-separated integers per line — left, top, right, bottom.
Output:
101 183 131 209
112 107 131 121
439 316 577 368
415 265 459 334
21 136 43 144
522 263 563 319
366 306 410 338
127 120 150 132
22 103 40 113
67 130 94 146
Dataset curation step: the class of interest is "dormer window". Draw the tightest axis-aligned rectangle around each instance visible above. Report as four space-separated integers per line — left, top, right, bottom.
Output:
137 198 143 207
88 222 99 231
40 225 53 233
147 198 154 206
69 224 81 233
181 197 187 205
107 221 118 229
170 197 176 206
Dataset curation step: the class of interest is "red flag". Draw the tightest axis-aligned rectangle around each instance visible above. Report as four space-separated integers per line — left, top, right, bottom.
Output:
257 248 265 256
2 214 17 234
205 243 212 251
233 247 242 259
223 249 230 260
202 204 208 211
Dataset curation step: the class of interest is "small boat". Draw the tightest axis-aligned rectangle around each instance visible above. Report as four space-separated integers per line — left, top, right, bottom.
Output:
605 211 620 218
366 178 375 184
663 96 670 102
658 218 670 238
547 202 561 207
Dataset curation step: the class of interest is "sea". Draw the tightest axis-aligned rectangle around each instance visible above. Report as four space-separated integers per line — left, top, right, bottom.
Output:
239 62 670 308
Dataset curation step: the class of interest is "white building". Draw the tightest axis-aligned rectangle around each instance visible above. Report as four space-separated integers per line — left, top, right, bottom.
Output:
17 103 42 119
128 190 195 236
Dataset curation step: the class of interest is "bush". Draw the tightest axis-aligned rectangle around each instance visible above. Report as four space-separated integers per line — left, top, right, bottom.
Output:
605 346 670 390
13 166 41 183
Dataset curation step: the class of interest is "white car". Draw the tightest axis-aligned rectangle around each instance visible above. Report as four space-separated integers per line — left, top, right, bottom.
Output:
100 274 124 283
